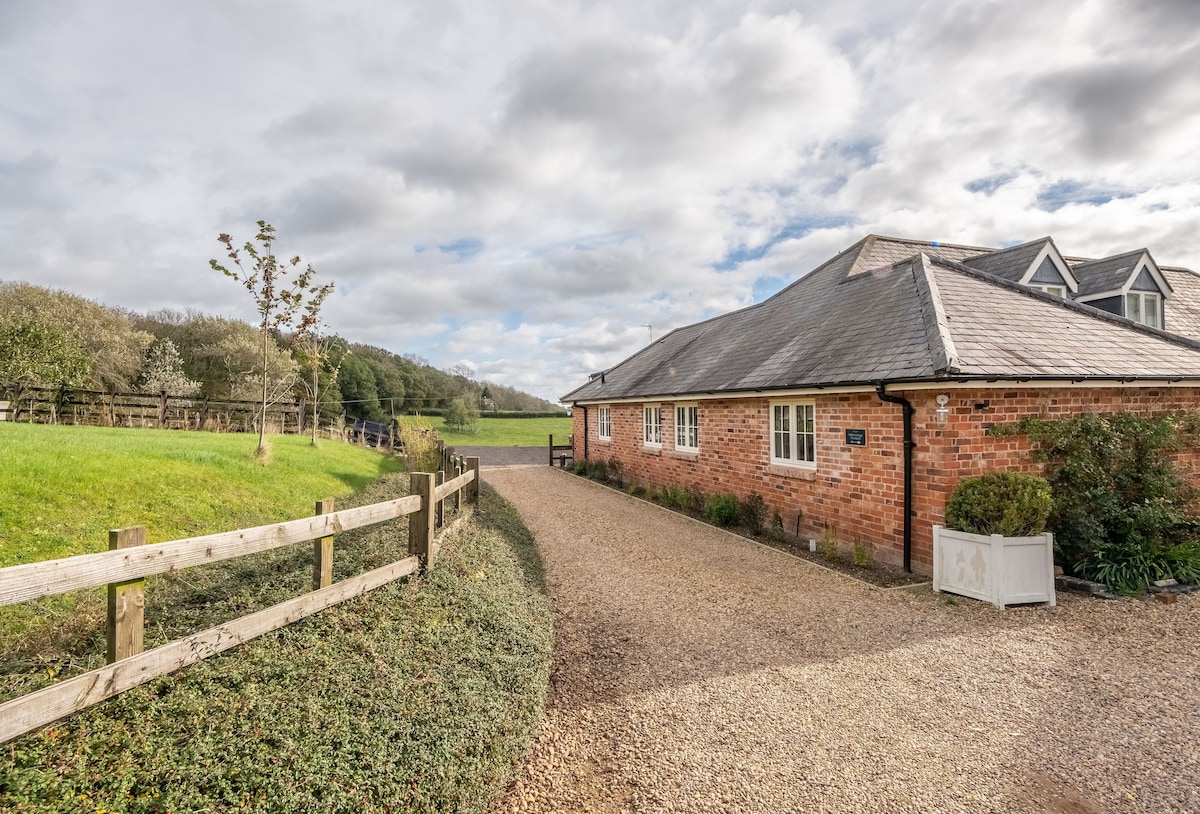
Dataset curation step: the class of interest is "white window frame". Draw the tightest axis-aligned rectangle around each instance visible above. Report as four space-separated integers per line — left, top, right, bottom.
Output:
1030 284 1066 298
643 405 662 448
597 405 612 440
770 401 816 468
1126 291 1161 329
674 403 699 452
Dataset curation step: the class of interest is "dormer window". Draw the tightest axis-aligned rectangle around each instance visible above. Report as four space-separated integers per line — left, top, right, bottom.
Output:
1030 284 1066 298
1126 291 1161 329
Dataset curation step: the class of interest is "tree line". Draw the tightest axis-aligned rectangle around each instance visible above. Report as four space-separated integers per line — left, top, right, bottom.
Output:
0 281 563 425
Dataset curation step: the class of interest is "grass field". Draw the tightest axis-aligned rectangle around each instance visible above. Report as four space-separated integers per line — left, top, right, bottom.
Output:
410 415 573 447
0 424 403 567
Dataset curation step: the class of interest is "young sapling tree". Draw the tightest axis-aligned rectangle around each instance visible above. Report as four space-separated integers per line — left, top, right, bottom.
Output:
211 221 334 458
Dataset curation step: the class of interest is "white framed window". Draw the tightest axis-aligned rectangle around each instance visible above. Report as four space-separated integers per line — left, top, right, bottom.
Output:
643 405 662 448
770 401 815 467
1126 291 1161 329
675 404 699 452
597 405 612 440
1030 284 1065 298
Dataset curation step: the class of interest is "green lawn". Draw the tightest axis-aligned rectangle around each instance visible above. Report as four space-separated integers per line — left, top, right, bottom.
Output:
411 415 573 447
0 423 403 567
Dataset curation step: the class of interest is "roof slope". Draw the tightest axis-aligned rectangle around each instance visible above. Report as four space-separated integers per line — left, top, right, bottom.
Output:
1070 249 1146 297
1161 267 1200 341
961 238 1049 282
563 236 1200 402
934 262 1200 377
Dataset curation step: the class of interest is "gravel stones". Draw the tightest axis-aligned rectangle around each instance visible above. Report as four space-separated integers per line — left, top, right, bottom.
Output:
486 468 1200 814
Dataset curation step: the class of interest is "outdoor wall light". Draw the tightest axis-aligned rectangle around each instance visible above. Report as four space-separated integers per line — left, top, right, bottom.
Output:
935 394 950 426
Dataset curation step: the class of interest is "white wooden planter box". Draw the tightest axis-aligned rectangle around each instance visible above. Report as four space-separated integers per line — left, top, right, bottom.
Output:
933 525 1056 608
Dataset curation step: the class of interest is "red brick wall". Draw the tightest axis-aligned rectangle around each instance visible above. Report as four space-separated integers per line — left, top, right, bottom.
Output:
570 387 1200 575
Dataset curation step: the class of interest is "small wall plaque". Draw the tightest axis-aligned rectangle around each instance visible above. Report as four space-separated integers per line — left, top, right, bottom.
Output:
845 428 867 446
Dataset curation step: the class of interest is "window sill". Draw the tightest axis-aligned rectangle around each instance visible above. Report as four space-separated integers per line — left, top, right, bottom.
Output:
641 446 662 456
596 438 612 445
667 449 699 461
766 463 817 480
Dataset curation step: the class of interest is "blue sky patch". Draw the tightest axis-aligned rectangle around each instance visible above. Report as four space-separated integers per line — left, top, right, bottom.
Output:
964 172 1017 195
1036 180 1134 212
715 215 854 272
437 237 485 260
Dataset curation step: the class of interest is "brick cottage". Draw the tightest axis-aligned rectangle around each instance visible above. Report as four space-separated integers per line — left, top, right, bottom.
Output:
561 235 1200 574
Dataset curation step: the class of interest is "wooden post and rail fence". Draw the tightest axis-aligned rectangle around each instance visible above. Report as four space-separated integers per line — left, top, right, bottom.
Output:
0 456 481 746
548 434 574 468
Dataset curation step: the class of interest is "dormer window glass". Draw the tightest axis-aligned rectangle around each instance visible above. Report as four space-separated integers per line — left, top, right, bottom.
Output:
1126 291 1161 329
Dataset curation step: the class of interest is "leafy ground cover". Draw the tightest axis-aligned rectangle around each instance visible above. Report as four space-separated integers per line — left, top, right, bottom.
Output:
406 415 572 447
1 476 553 813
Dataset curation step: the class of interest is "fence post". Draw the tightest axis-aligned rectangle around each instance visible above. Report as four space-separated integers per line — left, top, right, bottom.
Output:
409 473 437 569
158 390 168 427
453 456 463 513
548 434 553 466
106 526 146 663
435 470 445 529
466 456 481 504
313 498 335 590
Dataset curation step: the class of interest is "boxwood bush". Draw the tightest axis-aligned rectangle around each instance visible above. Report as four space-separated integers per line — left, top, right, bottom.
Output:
944 471 1052 537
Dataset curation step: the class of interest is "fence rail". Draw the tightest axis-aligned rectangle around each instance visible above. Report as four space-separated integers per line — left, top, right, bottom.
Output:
549 433 574 467
0 455 481 745
1 382 315 434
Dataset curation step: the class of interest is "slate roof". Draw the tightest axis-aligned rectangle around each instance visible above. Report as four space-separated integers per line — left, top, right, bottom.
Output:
1070 249 1148 297
563 235 1200 403
1161 267 1200 342
961 238 1050 282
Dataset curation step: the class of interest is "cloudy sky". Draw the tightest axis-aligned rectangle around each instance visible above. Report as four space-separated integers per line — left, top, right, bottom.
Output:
2 1 1199 401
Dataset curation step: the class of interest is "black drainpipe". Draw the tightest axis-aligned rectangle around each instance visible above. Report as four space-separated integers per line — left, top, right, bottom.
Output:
875 383 914 573
577 403 588 461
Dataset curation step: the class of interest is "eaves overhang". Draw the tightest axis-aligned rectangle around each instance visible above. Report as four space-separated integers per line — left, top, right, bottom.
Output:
567 374 1200 406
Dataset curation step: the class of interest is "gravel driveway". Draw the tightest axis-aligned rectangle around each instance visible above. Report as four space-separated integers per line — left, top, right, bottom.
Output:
485 467 1199 814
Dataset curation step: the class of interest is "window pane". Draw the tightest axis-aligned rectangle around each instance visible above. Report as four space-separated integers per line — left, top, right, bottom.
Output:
1127 292 1141 323
773 405 790 459
800 404 815 462
1146 294 1160 328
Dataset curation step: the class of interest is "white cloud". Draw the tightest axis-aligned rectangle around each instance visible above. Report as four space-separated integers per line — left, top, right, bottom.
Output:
2 0 1200 402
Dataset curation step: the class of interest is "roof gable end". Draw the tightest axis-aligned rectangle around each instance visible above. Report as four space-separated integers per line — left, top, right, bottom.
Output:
1074 249 1173 302
961 237 1079 293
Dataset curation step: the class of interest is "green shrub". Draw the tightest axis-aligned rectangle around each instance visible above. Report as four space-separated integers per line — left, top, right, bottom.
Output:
852 540 871 566
703 493 739 526
1077 539 1200 595
770 510 786 542
660 484 693 511
991 411 1200 573
944 471 1052 537
740 493 766 535
819 527 839 560
607 458 625 487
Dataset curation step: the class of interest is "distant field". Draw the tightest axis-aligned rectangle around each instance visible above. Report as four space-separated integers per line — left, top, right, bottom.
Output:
0 424 403 567
411 415 573 447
